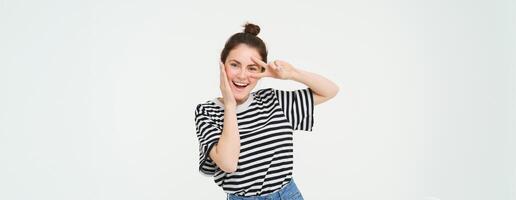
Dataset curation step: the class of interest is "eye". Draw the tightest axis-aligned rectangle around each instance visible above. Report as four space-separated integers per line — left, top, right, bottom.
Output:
230 63 238 68
248 65 259 72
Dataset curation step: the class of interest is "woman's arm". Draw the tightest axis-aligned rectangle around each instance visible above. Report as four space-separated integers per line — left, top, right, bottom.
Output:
209 106 240 173
290 68 339 105
250 57 339 105
209 62 240 173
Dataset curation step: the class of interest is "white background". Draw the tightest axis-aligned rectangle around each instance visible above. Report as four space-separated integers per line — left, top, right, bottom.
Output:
1 0 515 199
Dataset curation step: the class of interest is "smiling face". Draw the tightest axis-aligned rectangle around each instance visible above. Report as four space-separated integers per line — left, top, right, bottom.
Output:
223 44 263 104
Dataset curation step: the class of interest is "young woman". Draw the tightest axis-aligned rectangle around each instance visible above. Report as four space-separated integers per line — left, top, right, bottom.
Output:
194 23 339 200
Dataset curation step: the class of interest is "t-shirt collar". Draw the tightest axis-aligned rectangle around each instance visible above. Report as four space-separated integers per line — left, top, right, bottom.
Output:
213 92 255 113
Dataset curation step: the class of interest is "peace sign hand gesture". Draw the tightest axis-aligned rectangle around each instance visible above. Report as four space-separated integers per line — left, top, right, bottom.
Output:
250 56 298 80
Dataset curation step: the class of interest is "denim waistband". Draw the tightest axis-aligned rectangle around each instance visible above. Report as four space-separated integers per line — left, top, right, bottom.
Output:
226 178 302 200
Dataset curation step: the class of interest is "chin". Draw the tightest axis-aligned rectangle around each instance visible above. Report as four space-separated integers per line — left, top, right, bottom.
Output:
231 85 254 103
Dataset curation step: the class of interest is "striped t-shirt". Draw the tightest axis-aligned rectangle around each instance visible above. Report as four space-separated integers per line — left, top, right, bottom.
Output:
194 87 315 196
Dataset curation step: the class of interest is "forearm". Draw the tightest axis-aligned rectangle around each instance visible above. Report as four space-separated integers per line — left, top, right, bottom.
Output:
212 107 240 172
291 68 339 99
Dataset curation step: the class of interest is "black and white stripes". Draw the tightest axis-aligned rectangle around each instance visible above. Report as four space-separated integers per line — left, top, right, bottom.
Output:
274 88 314 131
194 87 314 196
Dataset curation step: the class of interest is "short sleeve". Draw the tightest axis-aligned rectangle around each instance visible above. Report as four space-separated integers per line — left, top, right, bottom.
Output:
194 104 222 176
273 87 315 131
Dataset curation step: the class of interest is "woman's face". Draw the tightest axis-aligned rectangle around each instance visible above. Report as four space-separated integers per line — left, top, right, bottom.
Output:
224 44 263 104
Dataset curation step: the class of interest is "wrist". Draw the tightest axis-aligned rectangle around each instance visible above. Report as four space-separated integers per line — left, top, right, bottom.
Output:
290 68 303 82
224 103 237 110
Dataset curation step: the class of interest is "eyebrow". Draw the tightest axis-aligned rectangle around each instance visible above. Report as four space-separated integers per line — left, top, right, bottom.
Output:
229 59 259 67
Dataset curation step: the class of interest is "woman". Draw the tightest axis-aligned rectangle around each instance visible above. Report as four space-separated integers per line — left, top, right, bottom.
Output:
194 22 339 200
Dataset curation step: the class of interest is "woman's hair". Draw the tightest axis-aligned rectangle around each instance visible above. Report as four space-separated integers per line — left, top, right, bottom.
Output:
220 22 268 65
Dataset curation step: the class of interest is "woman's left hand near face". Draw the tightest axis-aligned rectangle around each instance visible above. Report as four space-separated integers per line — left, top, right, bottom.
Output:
250 56 298 80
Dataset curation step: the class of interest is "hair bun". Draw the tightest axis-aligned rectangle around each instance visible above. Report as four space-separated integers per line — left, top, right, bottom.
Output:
243 23 260 36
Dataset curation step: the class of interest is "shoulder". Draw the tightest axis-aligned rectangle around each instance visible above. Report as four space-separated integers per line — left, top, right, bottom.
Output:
194 99 223 117
253 87 277 99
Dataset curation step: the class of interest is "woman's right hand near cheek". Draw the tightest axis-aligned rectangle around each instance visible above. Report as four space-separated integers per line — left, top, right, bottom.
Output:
219 62 237 109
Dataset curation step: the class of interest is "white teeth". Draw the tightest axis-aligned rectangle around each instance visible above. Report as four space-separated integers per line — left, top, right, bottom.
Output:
233 81 248 87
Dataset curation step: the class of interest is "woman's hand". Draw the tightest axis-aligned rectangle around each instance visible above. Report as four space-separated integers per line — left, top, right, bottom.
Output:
219 62 237 108
250 56 298 80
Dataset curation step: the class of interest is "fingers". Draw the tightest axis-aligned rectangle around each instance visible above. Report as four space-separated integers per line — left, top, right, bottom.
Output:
251 59 283 79
274 60 280 68
249 57 288 80
220 61 230 86
219 61 225 73
271 60 283 71
219 61 225 81
274 60 285 67
251 56 268 69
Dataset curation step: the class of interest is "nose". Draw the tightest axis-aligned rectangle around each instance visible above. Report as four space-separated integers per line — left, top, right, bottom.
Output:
237 68 247 79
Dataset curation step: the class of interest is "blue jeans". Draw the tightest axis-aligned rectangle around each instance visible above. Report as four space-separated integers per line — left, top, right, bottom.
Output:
226 178 304 200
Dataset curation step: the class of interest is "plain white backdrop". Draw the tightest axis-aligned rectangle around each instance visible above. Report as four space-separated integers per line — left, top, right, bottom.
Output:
1 0 515 199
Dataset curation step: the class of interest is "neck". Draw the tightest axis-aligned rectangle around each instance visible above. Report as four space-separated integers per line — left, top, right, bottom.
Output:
236 94 249 105
218 94 250 106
